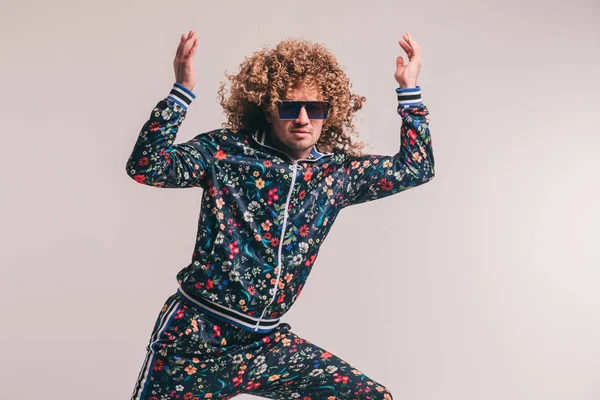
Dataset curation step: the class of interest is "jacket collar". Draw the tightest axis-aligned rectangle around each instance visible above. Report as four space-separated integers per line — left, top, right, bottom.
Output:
251 129 332 162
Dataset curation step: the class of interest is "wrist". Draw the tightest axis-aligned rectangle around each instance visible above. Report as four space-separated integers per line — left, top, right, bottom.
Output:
398 82 417 89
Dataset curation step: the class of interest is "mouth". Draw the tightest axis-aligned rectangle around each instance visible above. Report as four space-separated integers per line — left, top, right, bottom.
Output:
291 130 310 134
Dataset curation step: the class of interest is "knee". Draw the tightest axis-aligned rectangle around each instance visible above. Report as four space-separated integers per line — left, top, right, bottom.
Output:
349 380 393 399
369 383 393 400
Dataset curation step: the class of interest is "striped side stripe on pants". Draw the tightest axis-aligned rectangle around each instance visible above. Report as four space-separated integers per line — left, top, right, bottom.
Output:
130 297 182 400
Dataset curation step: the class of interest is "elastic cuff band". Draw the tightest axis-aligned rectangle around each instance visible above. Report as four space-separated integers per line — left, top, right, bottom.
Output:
167 82 196 110
396 85 422 107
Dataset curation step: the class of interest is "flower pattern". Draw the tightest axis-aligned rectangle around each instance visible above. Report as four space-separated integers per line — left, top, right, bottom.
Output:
131 293 394 399
125 85 434 330
127 84 434 399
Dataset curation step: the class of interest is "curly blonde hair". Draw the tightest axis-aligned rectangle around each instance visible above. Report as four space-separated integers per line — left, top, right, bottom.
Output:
217 38 366 156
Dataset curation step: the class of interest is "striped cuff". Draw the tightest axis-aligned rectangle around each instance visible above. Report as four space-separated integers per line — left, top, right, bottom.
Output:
167 82 196 110
396 86 422 108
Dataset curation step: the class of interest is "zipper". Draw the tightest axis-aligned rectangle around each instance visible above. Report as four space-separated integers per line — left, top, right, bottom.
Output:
254 160 299 331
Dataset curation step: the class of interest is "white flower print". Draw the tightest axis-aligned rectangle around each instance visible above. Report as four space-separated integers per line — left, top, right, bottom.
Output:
299 242 309 254
248 201 260 212
229 270 241 282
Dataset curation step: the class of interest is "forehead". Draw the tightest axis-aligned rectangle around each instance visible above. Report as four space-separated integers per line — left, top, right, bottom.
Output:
283 82 323 101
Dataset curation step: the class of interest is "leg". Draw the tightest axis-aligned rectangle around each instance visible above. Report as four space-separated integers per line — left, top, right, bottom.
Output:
130 294 248 400
243 326 393 400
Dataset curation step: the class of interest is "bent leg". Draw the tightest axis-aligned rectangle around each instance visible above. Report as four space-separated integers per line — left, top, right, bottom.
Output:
243 326 393 400
130 294 248 400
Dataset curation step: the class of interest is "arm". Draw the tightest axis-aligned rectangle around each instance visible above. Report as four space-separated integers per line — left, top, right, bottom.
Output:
125 31 217 188
125 82 217 188
339 86 435 207
339 32 434 207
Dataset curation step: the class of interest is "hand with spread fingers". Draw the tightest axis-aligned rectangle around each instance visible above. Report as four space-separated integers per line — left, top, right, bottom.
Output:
173 30 199 92
395 32 422 89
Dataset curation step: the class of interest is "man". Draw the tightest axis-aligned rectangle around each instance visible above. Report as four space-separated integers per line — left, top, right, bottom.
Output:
126 30 434 400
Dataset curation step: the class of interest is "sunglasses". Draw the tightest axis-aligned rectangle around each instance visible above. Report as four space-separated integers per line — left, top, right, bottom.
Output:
276 100 330 120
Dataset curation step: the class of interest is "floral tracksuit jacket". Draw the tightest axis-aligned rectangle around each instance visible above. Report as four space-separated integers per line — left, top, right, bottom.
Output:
126 82 435 333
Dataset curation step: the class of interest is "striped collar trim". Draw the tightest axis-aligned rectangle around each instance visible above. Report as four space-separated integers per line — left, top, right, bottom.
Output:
251 129 333 162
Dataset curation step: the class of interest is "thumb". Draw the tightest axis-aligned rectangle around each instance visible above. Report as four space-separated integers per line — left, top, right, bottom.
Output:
396 56 405 69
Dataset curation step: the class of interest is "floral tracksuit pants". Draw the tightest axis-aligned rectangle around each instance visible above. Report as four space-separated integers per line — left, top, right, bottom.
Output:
131 292 394 400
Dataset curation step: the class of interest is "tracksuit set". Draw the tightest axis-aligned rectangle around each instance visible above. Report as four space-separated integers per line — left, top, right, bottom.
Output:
125 82 435 399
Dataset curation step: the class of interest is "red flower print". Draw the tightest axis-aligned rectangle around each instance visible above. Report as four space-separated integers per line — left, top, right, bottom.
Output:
321 351 333 359
205 279 214 290
228 241 240 259
174 309 185 320
215 150 227 160
152 359 164 371
248 286 256 295
408 128 417 145
149 121 161 131
304 254 316 266
245 381 261 390
378 178 394 191
299 224 309 237
212 325 221 337
138 157 149 166
303 168 313 181
267 188 280 205
299 190 306 200
133 175 146 184
334 374 350 384
264 232 272 240
271 237 280 247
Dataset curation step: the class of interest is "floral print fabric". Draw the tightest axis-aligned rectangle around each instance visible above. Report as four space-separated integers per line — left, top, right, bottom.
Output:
125 85 434 332
131 293 394 400
126 84 434 398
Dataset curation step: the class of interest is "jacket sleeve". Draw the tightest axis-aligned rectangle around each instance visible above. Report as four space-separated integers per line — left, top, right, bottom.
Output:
339 86 435 207
125 83 217 189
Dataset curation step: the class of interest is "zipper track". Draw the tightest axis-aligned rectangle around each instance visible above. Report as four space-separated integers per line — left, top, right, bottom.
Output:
254 160 299 331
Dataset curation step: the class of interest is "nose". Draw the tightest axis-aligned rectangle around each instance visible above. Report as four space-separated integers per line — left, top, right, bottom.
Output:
295 106 310 125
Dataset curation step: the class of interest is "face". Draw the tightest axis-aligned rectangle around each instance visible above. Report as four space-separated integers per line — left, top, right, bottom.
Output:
265 81 325 161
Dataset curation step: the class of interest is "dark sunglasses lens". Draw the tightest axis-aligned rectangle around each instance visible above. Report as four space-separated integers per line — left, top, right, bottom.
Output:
279 102 303 119
278 102 329 120
305 103 328 119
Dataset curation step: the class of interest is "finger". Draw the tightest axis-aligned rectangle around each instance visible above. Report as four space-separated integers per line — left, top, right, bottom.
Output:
183 32 196 58
188 38 198 57
406 33 421 58
396 56 405 68
398 39 413 59
402 33 414 51
176 33 186 60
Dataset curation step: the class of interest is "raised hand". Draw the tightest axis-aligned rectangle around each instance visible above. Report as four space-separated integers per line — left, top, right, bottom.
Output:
174 30 199 92
395 32 421 88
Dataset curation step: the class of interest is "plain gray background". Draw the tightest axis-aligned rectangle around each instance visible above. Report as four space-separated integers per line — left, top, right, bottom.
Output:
2 0 599 398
